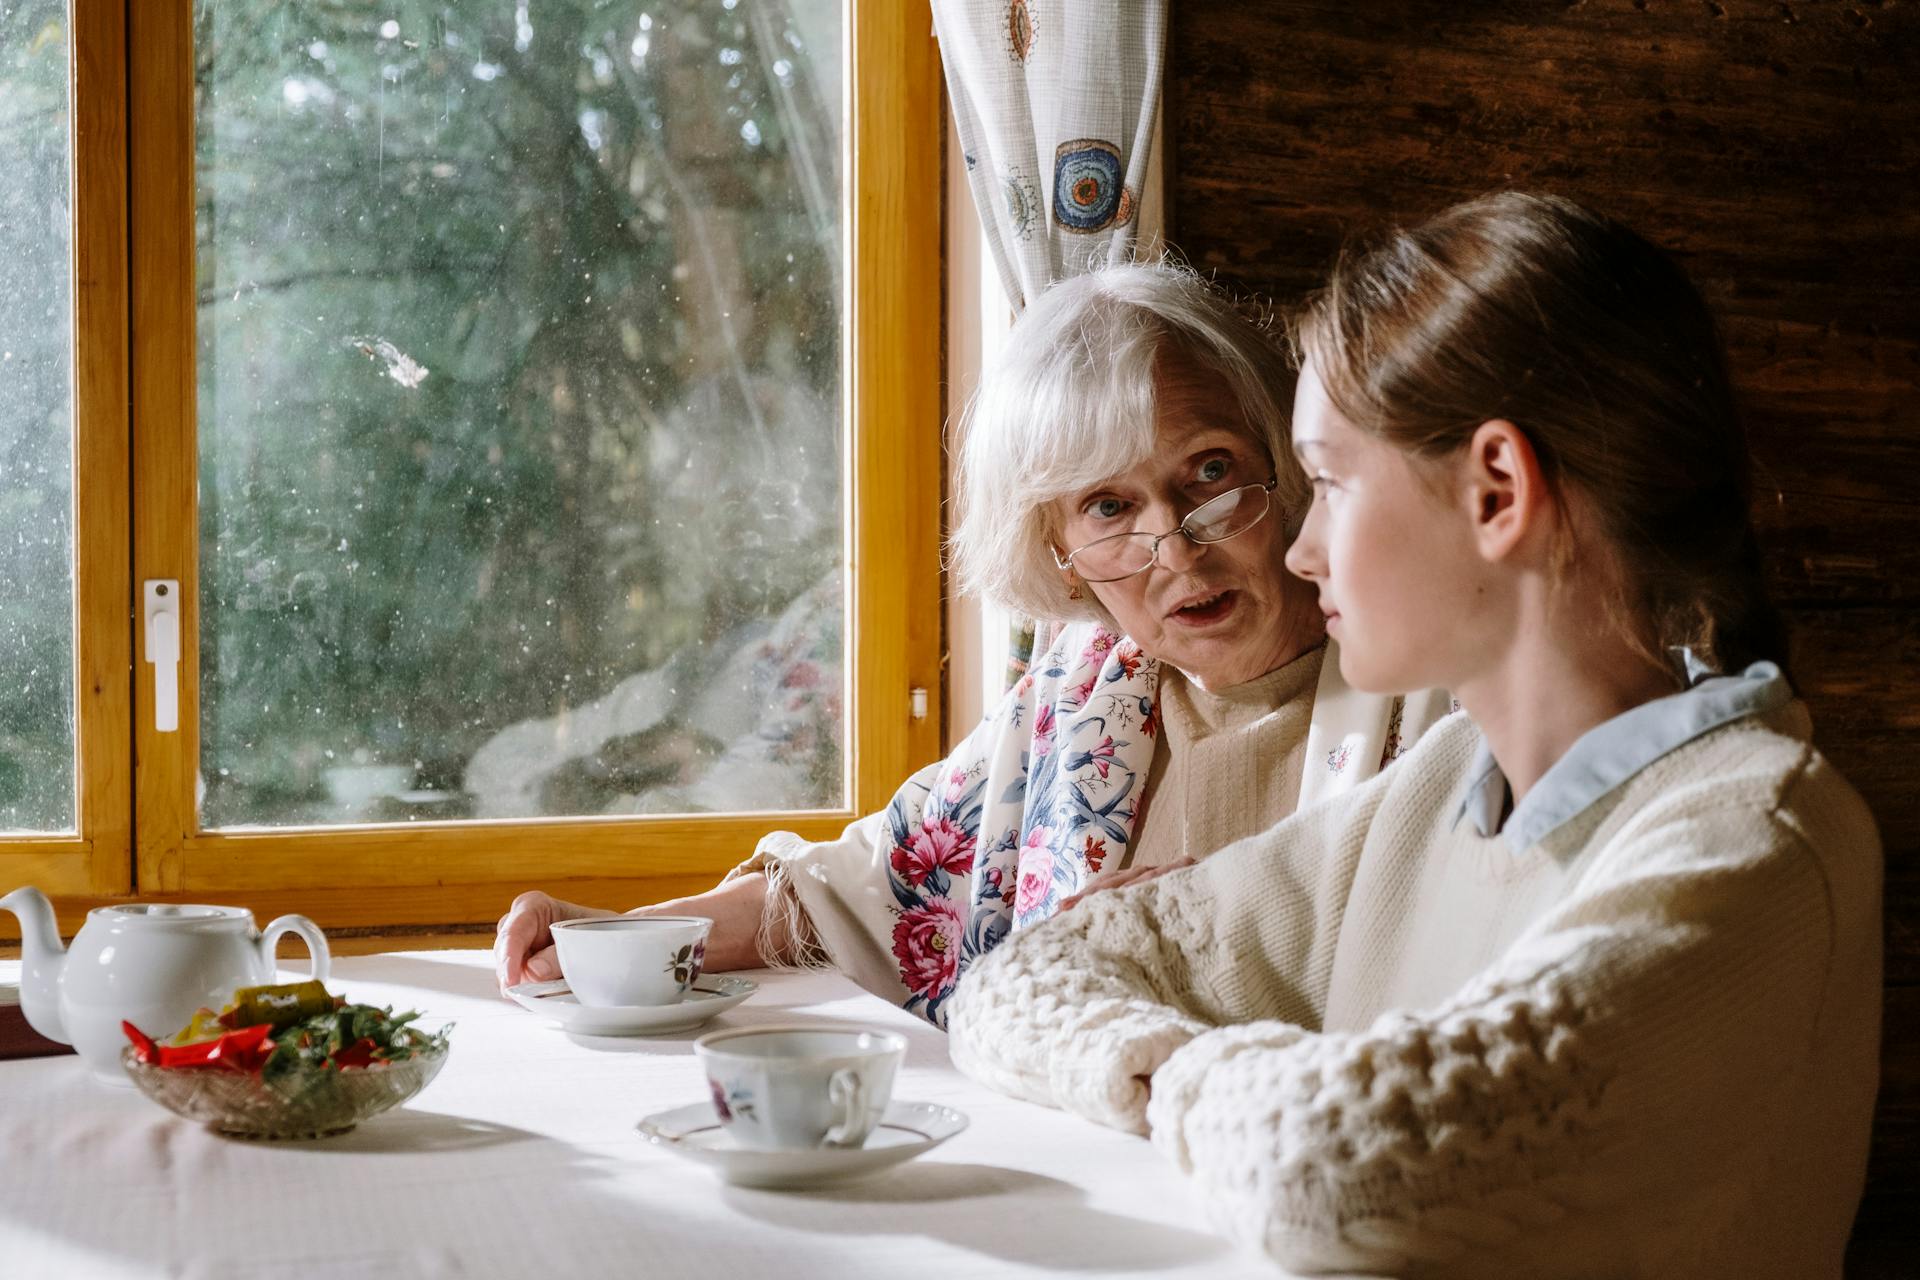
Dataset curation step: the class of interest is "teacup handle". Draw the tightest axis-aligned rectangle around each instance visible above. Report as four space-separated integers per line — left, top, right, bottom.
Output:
258 914 332 985
822 1067 865 1149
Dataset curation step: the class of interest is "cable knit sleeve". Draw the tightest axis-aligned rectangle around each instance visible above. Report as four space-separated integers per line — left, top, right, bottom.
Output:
1142 803 1841 1276
947 763 1400 1134
944 886 1213 1133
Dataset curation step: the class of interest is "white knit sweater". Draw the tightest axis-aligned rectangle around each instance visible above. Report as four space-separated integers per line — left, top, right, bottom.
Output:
945 704 1882 1278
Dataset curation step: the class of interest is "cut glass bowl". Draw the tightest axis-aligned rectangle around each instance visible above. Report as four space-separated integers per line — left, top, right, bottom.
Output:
121 1042 448 1140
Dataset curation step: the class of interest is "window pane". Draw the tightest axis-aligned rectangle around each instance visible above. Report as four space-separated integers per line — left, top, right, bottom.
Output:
194 1 846 827
0 4 76 833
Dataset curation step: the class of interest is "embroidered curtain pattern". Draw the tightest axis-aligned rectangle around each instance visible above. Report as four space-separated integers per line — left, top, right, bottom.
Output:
931 0 1169 682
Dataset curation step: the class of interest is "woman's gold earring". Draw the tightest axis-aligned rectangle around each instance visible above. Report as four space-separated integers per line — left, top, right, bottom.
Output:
1067 578 1083 601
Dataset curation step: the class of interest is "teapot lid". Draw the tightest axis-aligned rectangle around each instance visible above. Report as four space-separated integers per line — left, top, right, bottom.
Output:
93 904 252 929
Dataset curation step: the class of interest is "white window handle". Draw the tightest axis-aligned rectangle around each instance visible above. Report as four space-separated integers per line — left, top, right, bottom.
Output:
143 580 180 733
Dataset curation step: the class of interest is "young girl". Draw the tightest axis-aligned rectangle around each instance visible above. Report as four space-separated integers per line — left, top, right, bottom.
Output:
945 193 1882 1278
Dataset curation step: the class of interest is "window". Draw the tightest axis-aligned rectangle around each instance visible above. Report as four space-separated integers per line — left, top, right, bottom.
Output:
2 0 940 935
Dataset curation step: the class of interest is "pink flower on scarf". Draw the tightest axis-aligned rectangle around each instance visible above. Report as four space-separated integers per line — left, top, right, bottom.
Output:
892 898 963 999
1015 827 1054 916
1032 704 1057 757
889 815 975 886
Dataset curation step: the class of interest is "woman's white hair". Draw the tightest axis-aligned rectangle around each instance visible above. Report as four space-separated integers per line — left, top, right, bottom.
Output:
950 260 1306 624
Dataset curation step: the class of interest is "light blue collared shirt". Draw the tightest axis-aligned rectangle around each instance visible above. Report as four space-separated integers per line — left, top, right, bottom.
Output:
1452 659 1795 853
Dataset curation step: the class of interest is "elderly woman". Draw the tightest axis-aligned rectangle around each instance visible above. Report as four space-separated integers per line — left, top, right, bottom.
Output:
494 263 1450 1026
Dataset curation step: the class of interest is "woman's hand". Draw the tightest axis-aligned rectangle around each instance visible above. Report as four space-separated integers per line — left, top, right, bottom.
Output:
493 892 619 992
1058 857 1196 913
493 874 780 997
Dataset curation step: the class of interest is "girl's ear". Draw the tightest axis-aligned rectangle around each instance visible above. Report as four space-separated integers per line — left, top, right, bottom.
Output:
1464 419 1551 564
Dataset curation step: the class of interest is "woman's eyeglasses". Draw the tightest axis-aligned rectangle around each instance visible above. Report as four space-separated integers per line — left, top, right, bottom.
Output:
1054 478 1278 583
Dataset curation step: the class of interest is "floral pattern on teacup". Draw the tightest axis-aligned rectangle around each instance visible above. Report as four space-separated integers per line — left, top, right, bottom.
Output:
708 1077 757 1124
666 940 706 990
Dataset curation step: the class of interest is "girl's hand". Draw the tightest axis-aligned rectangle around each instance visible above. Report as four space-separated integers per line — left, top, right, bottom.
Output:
1058 857 1196 912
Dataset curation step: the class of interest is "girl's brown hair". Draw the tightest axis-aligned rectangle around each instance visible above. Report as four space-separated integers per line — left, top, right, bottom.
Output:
1292 191 1787 682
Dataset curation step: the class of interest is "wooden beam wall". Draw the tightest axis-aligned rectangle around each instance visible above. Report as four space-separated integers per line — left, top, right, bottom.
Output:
1165 2 1918 1270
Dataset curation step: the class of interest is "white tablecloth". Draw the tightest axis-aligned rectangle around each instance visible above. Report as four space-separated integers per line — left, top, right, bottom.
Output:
0 951 1283 1279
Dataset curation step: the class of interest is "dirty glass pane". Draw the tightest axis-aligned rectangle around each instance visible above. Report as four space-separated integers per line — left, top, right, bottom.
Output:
195 1 846 826
0 3 76 833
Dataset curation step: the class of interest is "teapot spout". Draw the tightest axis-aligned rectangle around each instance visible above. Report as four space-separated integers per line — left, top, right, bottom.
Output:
0 887 69 1045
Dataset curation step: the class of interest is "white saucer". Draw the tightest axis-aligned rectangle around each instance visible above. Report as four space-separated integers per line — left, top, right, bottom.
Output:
506 975 756 1036
636 1099 968 1189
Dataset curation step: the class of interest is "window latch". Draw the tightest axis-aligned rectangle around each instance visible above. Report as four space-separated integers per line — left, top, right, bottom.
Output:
143 580 180 733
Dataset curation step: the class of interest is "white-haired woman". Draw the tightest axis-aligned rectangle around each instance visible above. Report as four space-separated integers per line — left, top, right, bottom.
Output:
494 263 1450 1026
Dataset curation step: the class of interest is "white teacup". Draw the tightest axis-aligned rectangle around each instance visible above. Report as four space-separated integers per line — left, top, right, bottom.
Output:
695 1025 907 1151
549 916 712 1008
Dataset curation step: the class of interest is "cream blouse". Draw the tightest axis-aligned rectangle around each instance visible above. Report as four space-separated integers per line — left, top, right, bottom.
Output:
1126 643 1325 871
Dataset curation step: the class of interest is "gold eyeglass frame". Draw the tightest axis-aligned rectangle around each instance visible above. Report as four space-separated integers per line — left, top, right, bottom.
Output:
1053 477 1280 584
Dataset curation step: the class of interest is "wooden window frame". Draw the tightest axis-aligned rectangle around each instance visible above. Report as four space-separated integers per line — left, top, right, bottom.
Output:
6 1 942 943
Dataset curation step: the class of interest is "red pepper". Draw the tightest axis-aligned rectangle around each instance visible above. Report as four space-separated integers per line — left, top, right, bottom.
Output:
122 1021 159 1065
122 1021 275 1072
331 1038 379 1070
185 1023 275 1072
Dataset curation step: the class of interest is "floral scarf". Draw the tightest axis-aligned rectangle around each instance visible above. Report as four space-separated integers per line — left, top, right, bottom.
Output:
747 621 1447 1029
884 626 1162 1024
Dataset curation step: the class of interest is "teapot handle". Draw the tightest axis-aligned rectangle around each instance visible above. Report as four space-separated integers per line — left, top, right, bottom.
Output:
257 914 332 985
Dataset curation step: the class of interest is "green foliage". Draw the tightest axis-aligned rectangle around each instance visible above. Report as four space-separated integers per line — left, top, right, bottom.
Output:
0 1 848 828
259 1001 450 1102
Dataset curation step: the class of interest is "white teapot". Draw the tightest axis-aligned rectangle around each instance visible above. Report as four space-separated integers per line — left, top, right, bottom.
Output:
0 886 330 1082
